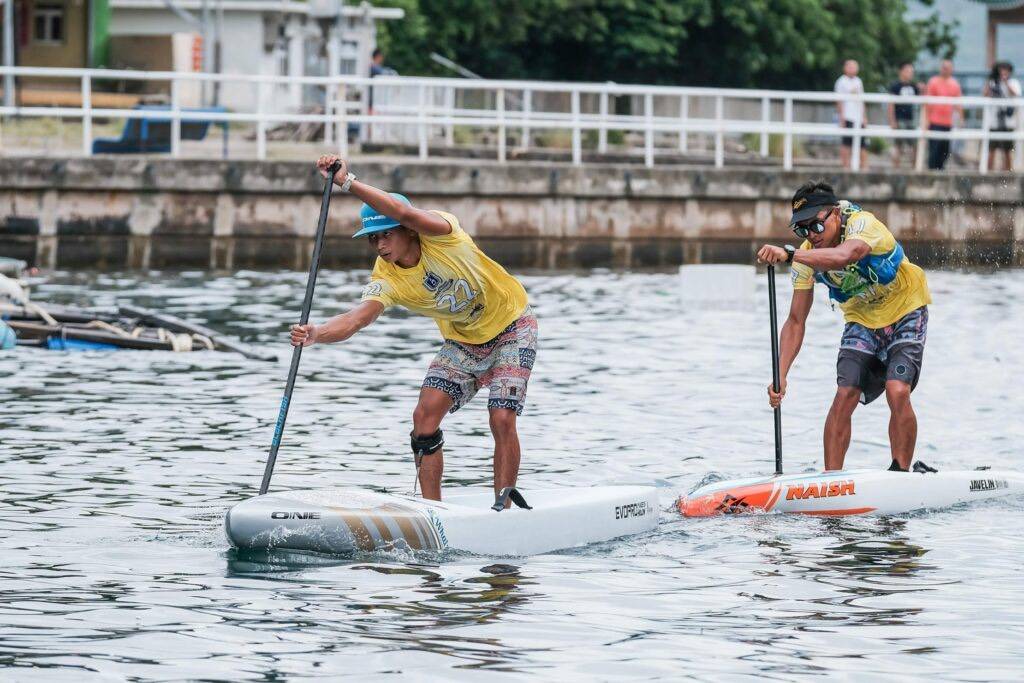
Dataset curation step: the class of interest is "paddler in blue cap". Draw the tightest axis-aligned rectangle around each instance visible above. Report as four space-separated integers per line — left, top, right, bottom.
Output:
290 155 537 502
756 180 932 472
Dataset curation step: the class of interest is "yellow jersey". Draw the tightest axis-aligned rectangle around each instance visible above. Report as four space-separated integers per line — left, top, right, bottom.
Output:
360 211 529 344
791 203 931 328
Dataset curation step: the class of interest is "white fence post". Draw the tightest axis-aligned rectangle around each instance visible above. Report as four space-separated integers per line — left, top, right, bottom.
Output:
714 95 724 168
979 104 991 173
571 89 581 166
497 87 506 163
760 96 770 157
520 88 531 151
851 126 862 172
256 80 267 160
644 92 654 168
445 85 455 147
783 97 793 171
338 83 349 158
170 78 181 158
324 82 336 146
679 94 688 153
599 90 608 154
1016 128 1024 171
418 84 428 160
915 123 927 172
81 74 92 156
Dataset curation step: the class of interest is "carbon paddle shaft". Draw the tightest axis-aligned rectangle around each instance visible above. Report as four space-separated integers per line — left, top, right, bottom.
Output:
767 264 783 475
259 162 341 494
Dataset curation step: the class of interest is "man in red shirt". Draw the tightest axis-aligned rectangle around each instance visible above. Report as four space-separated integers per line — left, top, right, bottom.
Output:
924 59 963 170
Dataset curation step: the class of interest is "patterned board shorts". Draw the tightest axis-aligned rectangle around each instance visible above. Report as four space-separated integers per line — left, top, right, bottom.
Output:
837 306 928 405
422 307 538 416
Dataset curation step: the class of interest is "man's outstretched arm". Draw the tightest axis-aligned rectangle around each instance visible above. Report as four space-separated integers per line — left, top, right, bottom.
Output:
792 239 870 271
316 155 452 237
290 300 385 347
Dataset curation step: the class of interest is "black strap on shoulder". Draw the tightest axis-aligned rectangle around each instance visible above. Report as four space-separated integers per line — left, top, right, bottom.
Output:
912 461 938 473
491 487 532 512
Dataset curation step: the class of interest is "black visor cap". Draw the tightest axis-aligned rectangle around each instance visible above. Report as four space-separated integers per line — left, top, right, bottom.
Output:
790 189 837 226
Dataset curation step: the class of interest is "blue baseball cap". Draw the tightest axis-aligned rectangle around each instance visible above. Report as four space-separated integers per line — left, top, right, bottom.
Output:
353 193 411 238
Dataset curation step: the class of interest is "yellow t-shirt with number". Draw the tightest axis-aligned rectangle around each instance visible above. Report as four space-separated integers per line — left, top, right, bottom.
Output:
360 211 529 344
790 205 931 328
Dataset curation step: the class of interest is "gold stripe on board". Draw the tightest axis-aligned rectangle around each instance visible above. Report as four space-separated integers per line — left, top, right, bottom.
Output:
378 503 431 550
337 512 377 551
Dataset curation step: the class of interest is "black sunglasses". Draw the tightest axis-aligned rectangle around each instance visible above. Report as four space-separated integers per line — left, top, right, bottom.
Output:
792 208 834 239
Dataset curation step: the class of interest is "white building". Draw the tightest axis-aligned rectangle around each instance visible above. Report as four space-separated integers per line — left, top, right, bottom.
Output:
108 0 404 111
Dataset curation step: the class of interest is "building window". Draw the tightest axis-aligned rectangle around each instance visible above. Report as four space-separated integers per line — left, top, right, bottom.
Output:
33 4 65 45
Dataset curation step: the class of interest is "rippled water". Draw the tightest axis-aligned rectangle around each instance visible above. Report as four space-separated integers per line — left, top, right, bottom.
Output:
2 268 1023 680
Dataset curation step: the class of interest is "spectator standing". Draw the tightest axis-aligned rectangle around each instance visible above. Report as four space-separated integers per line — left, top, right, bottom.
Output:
984 61 1021 172
367 48 397 142
888 62 921 168
368 48 395 112
924 60 963 171
835 60 868 170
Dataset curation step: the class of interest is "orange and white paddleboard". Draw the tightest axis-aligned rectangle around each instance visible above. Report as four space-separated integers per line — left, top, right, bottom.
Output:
678 468 1024 517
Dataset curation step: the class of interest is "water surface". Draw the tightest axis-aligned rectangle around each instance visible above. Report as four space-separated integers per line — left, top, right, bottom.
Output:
2 269 1022 680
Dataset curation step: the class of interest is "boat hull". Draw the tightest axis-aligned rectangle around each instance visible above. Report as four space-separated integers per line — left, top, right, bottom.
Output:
678 469 1024 517
227 486 659 556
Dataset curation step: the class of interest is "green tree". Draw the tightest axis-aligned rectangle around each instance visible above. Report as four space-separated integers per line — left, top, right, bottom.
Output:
376 0 956 90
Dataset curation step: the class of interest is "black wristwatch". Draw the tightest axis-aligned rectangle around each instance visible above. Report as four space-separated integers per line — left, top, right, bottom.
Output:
783 244 796 263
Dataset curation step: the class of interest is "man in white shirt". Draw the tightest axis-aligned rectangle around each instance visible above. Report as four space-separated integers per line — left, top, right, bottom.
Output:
835 59 868 170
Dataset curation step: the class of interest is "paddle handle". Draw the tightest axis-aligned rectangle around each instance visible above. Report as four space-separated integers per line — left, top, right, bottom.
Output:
260 162 341 495
767 264 783 475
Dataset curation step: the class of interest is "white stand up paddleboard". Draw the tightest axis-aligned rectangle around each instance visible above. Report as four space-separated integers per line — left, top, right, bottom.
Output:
678 467 1024 517
227 486 659 556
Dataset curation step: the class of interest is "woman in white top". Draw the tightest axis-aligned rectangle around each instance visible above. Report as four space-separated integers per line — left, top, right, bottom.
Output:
985 61 1022 172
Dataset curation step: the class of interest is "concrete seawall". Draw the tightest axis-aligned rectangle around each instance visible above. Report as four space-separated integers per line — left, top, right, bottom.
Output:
1 158 1022 270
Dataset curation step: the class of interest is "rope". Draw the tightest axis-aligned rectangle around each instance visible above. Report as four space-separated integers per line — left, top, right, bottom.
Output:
86 320 131 337
191 333 216 351
25 301 58 327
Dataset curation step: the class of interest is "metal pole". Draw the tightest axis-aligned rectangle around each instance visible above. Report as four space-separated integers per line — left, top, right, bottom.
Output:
598 90 608 154
783 97 793 171
171 78 181 157
644 92 654 168
767 264 783 475
979 104 991 173
3 0 14 108
714 95 724 168
260 162 341 495
571 89 581 165
497 87 506 163
760 97 770 157
81 74 92 156
520 88 530 151
256 80 267 160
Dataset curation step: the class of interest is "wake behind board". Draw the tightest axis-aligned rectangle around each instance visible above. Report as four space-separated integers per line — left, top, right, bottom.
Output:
227 485 659 556
679 468 1024 517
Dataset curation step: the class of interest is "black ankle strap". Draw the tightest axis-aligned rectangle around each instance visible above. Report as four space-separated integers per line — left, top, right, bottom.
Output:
492 487 532 512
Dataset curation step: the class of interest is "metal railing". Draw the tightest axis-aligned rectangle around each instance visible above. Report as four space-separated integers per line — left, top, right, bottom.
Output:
2 66 1023 173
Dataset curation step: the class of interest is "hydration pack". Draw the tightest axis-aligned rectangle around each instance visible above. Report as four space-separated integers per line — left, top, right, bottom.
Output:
813 204 904 304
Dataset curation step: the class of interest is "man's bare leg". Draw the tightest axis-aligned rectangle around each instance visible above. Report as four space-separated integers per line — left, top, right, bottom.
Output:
489 408 520 498
885 379 917 470
412 387 453 501
840 145 851 169
824 386 862 470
